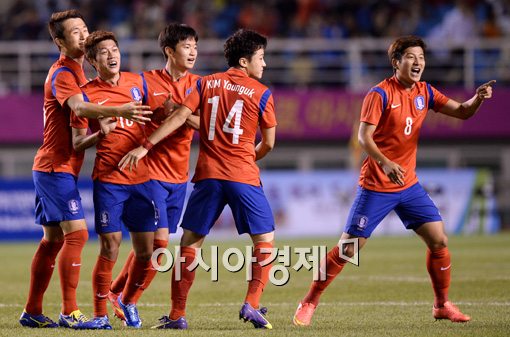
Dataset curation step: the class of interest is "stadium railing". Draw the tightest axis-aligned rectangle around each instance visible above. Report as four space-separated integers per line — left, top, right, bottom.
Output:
0 37 508 93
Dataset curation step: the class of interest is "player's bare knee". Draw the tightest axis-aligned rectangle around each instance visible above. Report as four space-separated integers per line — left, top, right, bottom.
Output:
99 235 121 260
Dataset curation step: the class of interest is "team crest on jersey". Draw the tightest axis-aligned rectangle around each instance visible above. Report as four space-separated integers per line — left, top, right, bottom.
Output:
100 211 109 226
357 215 369 230
414 95 425 111
185 87 193 96
131 87 142 102
68 199 80 214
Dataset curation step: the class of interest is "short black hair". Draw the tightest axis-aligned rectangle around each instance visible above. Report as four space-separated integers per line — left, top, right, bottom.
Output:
84 30 118 62
158 23 198 59
48 9 85 40
388 35 427 64
224 29 267 67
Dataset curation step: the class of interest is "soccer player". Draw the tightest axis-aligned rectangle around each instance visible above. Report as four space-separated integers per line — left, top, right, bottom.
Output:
20 10 150 330
106 23 200 323
71 30 158 329
292 35 495 326
119 29 277 330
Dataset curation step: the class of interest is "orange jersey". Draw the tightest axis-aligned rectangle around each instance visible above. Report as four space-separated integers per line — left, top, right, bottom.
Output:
359 76 449 192
71 72 149 185
141 69 200 183
33 55 88 176
183 67 277 186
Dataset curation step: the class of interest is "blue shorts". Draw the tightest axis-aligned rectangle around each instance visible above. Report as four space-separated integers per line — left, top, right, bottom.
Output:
181 179 275 236
344 182 442 238
150 179 187 233
93 180 158 234
33 171 85 226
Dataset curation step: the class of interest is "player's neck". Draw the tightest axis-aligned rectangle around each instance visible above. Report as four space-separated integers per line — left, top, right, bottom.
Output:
99 72 120 86
165 63 187 81
234 66 249 76
62 52 85 66
395 74 415 91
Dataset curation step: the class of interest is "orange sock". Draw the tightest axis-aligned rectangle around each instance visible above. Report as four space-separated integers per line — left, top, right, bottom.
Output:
121 257 152 304
132 239 168 303
25 239 64 315
58 229 88 315
302 245 347 306
170 246 196 320
427 247 450 307
92 255 116 317
245 242 273 308
110 250 135 295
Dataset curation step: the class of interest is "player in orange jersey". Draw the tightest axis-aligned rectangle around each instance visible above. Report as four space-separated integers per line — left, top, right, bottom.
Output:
70 31 158 329
293 35 495 327
20 10 150 330
107 23 200 323
120 29 277 330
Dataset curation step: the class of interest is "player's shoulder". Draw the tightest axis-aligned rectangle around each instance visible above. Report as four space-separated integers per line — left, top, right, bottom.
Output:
142 68 163 80
122 71 143 82
80 77 100 90
187 72 201 83
415 80 431 91
372 77 394 91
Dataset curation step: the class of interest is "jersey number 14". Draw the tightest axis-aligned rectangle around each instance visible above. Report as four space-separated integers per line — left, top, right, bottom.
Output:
207 96 244 144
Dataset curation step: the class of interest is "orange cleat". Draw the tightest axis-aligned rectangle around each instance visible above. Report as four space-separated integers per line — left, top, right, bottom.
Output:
433 301 471 322
292 302 317 326
107 291 126 322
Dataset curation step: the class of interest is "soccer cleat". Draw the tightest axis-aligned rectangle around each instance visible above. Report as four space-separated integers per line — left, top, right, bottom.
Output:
117 296 142 328
293 302 317 326
91 315 113 330
107 291 126 321
151 315 188 329
433 301 471 322
19 310 58 328
58 309 106 329
239 302 272 329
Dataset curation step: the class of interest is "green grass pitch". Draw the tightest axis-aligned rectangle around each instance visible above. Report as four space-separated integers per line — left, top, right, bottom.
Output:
0 234 509 336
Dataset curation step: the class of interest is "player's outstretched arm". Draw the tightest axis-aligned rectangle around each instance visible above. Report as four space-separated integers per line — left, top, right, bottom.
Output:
439 80 495 120
67 94 153 123
358 122 405 186
255 126 275 161
119 105 193 171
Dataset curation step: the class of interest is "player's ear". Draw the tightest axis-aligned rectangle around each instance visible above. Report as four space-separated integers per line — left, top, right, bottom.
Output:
239 57 248 68
164 46 173 59
54 37 65 50
392 58 399 70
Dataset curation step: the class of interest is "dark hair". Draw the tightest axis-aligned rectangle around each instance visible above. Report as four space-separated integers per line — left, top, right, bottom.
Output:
48 9 85 40
158 23 198 59
388 35 427 64
84 31 118 62
224 29 267 67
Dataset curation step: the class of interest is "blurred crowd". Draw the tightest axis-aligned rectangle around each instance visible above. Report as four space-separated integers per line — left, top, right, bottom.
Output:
1 0 510 41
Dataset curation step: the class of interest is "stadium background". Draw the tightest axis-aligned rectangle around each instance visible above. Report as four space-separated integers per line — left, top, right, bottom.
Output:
0 1 509 336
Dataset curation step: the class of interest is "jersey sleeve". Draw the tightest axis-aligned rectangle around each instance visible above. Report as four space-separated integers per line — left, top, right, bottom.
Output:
70 91 89 129
182 78 202 112
360 90 385 126
429 85 450 112
70 111 89 129
52 70 81 107
259 89 277 129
